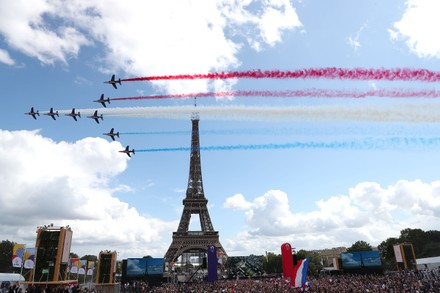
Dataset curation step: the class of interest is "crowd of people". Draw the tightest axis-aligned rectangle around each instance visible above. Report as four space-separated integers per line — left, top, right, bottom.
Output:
120 268 440 292
2 269 439 293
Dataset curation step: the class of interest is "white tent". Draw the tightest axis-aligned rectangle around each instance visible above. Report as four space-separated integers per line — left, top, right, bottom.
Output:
416 256 440 270
0 273 25 282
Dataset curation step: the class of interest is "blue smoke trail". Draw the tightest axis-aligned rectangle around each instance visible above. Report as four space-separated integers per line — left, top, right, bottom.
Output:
135 137 440 153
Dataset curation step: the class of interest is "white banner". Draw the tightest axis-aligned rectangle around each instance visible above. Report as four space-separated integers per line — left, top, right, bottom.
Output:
393 244 403 262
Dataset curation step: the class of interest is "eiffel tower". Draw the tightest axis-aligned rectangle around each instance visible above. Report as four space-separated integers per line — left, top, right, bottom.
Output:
164 112 226 263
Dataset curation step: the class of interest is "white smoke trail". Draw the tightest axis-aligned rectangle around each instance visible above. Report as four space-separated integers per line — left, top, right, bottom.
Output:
57 103 440 123
55 102 440 123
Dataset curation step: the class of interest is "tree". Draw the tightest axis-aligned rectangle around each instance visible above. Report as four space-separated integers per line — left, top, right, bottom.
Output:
378 237 400 271
347 240 372 252
0 240 15 273
426 230 440 243
81 254 98 262
263 252 282 274
399 228 428 257
296 249 323 276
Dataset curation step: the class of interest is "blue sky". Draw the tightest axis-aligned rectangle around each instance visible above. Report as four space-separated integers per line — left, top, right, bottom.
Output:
1 0 440 259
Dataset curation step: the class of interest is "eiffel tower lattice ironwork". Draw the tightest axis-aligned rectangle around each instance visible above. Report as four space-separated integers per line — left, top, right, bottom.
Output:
164 114 226 262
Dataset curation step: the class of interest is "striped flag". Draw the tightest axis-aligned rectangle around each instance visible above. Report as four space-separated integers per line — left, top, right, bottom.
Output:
292 257 310 288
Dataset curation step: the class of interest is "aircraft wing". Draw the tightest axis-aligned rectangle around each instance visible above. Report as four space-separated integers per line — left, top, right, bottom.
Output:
112 83 117 89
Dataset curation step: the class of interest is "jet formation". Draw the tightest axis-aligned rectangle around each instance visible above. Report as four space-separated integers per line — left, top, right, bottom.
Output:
26 74 137 158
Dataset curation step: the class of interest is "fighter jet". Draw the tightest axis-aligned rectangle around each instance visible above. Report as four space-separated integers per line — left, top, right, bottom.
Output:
94 94 111 108
25 107 39 119
44 108 59 120
65 108 81 121
104 74 121 89
119 145 135 157
103 128 119 141
87 110 103 124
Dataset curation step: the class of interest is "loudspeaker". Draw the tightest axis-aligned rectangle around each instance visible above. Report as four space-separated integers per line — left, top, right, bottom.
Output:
32 227 71 282
96 251 116 284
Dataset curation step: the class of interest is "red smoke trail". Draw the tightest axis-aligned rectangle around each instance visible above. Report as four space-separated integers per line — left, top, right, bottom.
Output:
121 68 440 82
111 89 440 101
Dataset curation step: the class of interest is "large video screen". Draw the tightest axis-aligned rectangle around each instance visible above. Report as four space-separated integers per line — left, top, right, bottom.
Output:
126 258 164 277
341 251 382 269
146 258 164 276
228 255 264 278
341 252 362 268
126 258 148 276
361 251 382 267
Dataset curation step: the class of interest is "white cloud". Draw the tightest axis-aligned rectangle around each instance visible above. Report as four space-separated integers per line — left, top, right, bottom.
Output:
0 0 91 65
223 181 440 255
258 0 302 46
389 0 440 58
224 193 254 210
0 0 302 93
0 130 176 258
0 48 15 65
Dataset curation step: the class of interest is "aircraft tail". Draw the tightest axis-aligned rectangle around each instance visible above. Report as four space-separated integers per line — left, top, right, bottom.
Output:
116 132 120 138
132 149 135 155
56 111 59 117
78 112 81 117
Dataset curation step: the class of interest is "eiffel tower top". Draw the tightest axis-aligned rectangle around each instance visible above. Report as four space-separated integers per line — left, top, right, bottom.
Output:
191 97 199 120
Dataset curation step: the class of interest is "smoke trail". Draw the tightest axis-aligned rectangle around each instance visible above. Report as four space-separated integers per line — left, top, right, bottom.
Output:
121 68 440 82
111 88 440 101
121 125 440 137
65 103 440 123
136 137 440 152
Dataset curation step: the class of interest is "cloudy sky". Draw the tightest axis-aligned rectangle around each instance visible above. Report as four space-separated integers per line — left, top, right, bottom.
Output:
1 0 440 260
